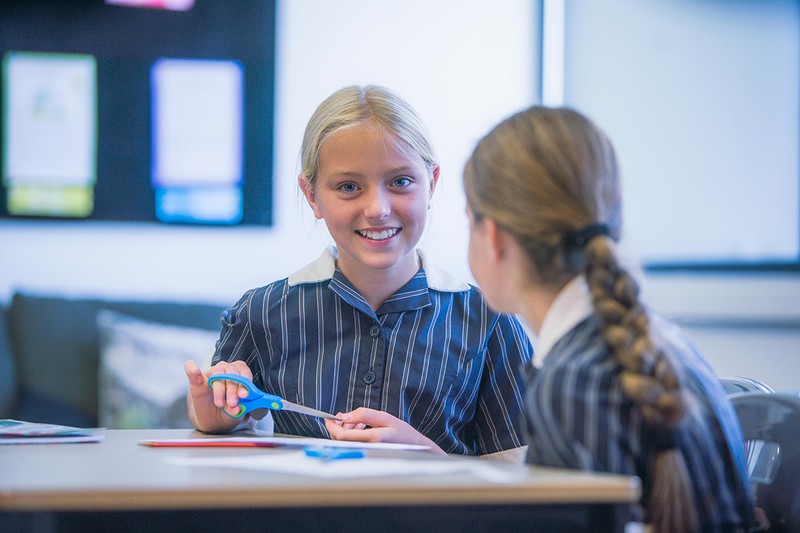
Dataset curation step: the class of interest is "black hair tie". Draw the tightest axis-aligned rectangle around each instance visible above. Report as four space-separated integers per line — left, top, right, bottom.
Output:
652 429 678 452
570 223 611 248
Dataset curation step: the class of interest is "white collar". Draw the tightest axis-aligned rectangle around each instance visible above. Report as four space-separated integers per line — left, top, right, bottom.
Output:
535 276 594 360
287 246 470 293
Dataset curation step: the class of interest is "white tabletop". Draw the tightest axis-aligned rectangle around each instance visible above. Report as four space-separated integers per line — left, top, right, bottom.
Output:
0 429 640 512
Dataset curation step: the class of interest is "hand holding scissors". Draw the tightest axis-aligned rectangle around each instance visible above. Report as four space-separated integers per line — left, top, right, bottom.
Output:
207 373 340 421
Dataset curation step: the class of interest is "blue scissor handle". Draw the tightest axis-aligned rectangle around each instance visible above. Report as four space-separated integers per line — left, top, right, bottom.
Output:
207 373 285 418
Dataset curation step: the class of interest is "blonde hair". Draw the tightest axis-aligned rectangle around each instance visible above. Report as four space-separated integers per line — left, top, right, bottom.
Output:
464 106 698 532
300 85 438 188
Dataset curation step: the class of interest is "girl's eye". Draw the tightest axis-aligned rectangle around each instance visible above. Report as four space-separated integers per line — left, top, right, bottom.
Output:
338 183 359 193
391 176 412 188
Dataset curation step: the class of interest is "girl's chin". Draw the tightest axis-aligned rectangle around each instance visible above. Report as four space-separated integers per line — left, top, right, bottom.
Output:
351 247 417 268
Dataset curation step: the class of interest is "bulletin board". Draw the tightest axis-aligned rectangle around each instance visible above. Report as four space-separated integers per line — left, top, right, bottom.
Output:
0 0 276 226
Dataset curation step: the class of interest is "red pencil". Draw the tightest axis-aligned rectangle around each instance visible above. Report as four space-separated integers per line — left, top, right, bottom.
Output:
139 439 279 448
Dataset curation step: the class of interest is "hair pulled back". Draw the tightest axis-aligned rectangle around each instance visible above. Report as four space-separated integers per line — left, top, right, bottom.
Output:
300 85 438 188
464 106 698 532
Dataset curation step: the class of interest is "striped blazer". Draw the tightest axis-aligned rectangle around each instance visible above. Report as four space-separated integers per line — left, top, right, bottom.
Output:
212 247 534 455
525 307 754 530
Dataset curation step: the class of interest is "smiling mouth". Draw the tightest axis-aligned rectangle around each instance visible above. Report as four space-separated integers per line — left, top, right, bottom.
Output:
356 228 400 241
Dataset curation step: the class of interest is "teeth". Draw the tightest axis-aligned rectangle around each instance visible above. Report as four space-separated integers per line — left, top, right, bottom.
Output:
358 228 399 241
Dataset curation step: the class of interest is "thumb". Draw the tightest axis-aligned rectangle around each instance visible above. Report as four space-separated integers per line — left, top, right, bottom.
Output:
184 360 206 387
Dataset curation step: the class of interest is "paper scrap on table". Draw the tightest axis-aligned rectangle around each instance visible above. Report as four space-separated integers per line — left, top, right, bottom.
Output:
164 451 519 483
0 419 104 445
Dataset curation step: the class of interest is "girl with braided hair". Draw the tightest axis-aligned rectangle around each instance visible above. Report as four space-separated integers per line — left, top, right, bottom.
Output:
463 106 754 531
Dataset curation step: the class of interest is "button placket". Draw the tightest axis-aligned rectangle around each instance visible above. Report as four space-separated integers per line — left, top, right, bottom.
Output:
364 323 381 385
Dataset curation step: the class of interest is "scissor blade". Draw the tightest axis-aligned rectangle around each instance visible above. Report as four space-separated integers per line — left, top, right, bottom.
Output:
281 400 340 420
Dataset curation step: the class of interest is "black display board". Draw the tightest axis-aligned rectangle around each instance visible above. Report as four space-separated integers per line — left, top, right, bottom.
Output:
0 0 275 225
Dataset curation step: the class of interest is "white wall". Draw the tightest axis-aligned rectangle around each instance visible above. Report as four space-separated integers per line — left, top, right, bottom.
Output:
562 0 799 265
0 0 537 306
554 0 800 393
641 273 800 393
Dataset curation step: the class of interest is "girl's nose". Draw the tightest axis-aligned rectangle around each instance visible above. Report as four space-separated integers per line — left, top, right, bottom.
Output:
363 188 391 220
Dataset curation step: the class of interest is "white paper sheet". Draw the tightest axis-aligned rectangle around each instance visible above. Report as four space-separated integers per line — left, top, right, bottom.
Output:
164 450 519 483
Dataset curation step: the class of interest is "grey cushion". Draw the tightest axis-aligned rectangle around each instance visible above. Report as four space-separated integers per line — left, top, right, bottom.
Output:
96 310 218 429
6 293 224 426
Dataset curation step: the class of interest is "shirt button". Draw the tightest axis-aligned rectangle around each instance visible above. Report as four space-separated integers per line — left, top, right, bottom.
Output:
363 371 376 384
369 324 381 338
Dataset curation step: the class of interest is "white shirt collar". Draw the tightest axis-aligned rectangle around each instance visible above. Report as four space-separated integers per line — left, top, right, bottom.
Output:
287 246 470 293
287 246 338 286
535 276 594 360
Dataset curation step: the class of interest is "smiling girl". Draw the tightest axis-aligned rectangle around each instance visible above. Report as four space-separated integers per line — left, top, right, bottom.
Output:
185 85 533 458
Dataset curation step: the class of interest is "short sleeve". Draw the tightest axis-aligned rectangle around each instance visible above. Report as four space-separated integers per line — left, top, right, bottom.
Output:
211 289 262 385
468 313 534 455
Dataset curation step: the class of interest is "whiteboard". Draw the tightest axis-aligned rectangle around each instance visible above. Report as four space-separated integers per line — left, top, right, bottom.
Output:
563 0 799 267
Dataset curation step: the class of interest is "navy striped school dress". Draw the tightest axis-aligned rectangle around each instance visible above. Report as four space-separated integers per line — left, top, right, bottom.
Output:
524 277 754 530
212 247 534 455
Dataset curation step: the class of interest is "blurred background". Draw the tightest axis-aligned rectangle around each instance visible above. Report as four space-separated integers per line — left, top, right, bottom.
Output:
1 0 798 390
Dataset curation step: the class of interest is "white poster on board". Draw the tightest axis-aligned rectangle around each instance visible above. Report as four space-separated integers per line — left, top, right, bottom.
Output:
151 58 243 188
3 52 97 187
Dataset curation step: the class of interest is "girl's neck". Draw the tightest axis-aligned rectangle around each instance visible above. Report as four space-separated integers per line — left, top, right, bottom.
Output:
516 282 562 336
336 251 421 311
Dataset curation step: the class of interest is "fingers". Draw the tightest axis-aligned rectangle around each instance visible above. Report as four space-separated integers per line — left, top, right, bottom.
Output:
326 414 366 431
325 418 377 443
325 418 342 435
339 407 392 428
325 408 396 443
185 359 256 433
325 408 442 452
206 361 253 412
329 412 366 430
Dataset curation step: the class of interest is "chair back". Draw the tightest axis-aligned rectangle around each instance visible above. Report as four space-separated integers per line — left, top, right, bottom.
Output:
730 392 800 532
721 376 775 395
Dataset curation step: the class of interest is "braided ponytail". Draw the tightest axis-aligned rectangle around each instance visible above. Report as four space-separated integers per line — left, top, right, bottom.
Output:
464 106 702 531
583 234 698 533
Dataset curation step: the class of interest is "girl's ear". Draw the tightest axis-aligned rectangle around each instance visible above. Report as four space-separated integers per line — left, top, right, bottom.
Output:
429 166 441 197
299 175 324 220
426 166 441 210
483 217 506 263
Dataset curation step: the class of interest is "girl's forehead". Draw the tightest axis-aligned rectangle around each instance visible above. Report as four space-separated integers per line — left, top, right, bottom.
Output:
326 120 396 148
328 119 388 141
321 120 426 168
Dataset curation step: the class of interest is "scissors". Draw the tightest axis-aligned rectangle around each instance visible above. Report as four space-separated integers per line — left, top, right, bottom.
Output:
207 373 340 420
